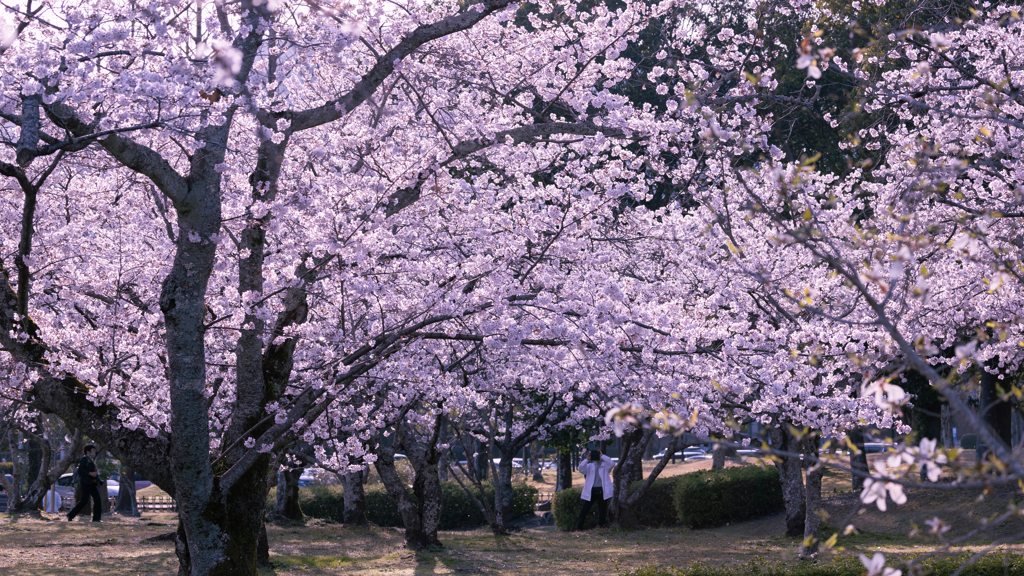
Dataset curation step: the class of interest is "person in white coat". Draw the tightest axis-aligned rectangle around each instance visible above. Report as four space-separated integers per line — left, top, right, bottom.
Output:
576 449 614 529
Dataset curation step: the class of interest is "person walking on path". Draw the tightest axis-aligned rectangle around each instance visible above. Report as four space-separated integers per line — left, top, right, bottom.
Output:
576 449 614 530
67 444 102 522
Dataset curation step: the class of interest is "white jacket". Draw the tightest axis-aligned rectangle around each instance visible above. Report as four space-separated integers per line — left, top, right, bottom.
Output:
578 454 614 501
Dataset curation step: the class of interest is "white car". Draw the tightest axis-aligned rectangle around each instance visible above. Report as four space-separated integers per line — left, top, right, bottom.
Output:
652 447 711 460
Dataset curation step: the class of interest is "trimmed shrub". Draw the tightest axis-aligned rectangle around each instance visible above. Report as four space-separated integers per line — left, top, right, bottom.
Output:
621 553 1024 576
960 434 978 449
0 462 13 474
553 476 680 531
289 481 536 529
673 466 783 529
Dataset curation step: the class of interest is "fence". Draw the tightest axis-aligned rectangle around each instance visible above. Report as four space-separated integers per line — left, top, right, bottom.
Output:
137 496 177 512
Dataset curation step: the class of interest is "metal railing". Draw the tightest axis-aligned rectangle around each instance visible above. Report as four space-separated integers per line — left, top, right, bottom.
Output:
137 496 177 512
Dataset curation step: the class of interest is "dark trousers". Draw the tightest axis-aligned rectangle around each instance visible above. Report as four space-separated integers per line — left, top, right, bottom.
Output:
576 486 608 529
68 482 102 521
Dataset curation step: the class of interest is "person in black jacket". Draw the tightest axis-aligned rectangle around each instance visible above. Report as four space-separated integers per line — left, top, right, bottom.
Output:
67 445 102 522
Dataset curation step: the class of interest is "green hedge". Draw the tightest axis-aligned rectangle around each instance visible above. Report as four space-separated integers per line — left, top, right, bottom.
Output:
623 553 1024 576
0 462 12 474
552 477 680 531
673 466 783 529
285 481 536 529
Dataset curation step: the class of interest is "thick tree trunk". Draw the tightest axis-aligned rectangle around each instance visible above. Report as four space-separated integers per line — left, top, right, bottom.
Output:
555 450 572 491
802 437 823 557
847 428 869 491
272 466 303 522
173 457 272 576
374 435 443 549
770 427 806 537
342 470 367 525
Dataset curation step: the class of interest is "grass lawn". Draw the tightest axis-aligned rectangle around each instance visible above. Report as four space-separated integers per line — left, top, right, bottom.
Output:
3 450 1021 575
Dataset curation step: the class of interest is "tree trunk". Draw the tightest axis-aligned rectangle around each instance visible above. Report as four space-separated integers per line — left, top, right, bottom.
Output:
272 466 303 522
530 442 544 482
495 457 515 529
474 438 489 481
611 432 677 529
711 434 736 470
769 426 806 537
555 450 572 491
342 470 368 525
173 457 272 576
979 364 1012 462
847 427 869 491
116 469 139 516
801 436 823 557
941 405 956 449
374 436 442 549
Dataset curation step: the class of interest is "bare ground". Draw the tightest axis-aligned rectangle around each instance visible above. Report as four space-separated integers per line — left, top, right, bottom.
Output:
3 451 1021 575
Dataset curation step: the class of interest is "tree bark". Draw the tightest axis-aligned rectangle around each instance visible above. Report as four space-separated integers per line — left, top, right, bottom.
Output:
495 457 515 527
6 427 81 513
530 442 544 482
769 426 806 537
374 424 443 549
847 427 869 491
474 438 489 481
116 468 139 516
342 470 367 525
802 436 823 557
272 466 303 522
610 432 677 529
555 450 572 491
979 364 1012 461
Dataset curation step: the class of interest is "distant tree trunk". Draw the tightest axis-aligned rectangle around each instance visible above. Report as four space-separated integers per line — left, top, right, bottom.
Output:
770 426 806 537
711 434 736 470
801 435 823 557
342 470 367 525
1012 409 1024 449
979 364 1012 462
474 439 489 481
439 453 449 482
116 468 139 516
555 450 572 491
941 405 956 448
272 466 303 522
847 428 869 491
530 442 544 482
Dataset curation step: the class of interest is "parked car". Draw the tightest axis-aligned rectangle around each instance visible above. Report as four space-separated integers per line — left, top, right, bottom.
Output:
652 447 710 461
863 442 896 453
109 473 153 492
0 473 13 492
55 473 76 501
